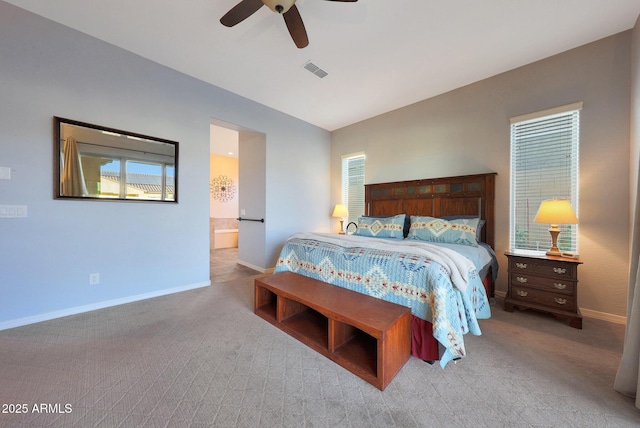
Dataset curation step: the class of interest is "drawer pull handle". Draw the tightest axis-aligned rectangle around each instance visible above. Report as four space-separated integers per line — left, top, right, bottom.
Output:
554 283 567 290
515 263 527 269
517 290 528 297
553 267 567 274
554 298 567 305
516 276 528 283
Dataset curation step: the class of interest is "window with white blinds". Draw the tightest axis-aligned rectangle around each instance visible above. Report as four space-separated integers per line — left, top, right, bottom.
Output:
510 103 581 254
341 153 365 224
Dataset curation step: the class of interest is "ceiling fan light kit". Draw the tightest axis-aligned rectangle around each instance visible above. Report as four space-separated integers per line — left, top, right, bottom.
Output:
220 0 358 49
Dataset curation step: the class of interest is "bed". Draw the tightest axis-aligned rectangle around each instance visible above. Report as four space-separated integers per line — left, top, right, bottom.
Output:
274 173 497 367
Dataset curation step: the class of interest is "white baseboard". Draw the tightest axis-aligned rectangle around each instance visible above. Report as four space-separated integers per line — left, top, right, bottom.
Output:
0 280 211 332
493 290 626 325
237 259 273 274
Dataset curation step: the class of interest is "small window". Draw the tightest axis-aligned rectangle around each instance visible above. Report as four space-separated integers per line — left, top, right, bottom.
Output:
510 103 581 253
341 153 365 224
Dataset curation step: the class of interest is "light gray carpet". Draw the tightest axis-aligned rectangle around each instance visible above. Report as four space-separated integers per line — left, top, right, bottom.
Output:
1 273 639 427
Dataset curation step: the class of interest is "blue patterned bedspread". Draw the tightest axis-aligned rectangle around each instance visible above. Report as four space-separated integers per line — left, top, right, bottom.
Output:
274 233 491 367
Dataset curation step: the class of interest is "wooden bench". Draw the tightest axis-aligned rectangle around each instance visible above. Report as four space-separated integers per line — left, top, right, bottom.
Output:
254 272 411 390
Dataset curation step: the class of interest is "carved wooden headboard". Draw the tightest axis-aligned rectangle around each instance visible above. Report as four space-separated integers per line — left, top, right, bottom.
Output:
364 173 497 249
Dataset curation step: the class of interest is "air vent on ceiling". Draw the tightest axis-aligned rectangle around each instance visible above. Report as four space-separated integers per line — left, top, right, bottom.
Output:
303 61 328 79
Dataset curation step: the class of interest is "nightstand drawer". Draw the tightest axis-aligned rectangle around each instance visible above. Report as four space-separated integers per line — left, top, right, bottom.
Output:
511 285 577 312
509 257 578 280
509 273 575 295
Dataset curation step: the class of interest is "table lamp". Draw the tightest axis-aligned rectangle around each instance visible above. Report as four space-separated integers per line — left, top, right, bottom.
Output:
332 204 349 234
534 198 579 256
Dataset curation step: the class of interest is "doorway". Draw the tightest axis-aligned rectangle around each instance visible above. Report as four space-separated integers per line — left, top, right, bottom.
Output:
209 120 265 283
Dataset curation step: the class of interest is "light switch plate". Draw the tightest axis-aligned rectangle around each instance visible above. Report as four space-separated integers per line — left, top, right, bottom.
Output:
0 205 27 218
0 167 10 180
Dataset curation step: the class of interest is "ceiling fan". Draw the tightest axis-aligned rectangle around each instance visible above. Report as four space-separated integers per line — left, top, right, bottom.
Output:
220 0 358 49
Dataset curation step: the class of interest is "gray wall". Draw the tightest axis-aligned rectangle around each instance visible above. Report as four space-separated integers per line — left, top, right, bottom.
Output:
0 2 330 328
238 129 267 270
331 32 632 320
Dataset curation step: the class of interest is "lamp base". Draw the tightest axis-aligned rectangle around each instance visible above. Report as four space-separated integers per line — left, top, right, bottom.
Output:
338 220 345 234
546 225 562 256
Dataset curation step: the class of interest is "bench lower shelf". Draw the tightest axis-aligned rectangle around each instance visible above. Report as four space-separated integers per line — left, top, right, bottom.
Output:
255 272 411 390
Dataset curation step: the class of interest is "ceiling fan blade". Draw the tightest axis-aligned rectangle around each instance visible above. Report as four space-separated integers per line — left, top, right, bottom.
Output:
220 0 265 27
283 5 309 48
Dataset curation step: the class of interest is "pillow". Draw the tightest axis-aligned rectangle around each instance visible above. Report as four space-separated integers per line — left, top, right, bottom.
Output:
365 214 411 237
407 215 479 246
354 214 406 239
442 215 485 242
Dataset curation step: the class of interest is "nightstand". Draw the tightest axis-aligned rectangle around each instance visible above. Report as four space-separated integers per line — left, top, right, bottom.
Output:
504 252 582 329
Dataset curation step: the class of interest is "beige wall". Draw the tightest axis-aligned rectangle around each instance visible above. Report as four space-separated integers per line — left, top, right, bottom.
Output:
210 154 239 220
632 17 640 232
331 32 632 320
629 17 640 320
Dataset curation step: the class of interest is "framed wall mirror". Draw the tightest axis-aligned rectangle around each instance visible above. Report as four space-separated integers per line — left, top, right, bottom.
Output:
54 117 178 202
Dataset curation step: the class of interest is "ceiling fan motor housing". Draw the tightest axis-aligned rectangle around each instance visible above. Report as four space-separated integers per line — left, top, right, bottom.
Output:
262 0 295 14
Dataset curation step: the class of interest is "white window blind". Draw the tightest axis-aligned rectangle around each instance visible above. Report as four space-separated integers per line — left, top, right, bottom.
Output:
341 153 365 224
510 104 580 254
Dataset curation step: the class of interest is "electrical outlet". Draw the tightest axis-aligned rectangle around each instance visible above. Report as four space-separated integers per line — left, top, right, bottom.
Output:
89 273 100 285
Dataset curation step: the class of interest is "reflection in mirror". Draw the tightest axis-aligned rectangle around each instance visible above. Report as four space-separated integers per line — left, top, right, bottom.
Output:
55 117 178 202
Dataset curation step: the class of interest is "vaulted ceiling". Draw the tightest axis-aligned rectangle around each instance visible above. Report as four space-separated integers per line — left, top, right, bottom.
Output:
5 0 640 131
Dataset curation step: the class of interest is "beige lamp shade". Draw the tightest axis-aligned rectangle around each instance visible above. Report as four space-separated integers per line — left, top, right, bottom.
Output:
534 198 578 256
534 199 579 225
332 204 349 218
